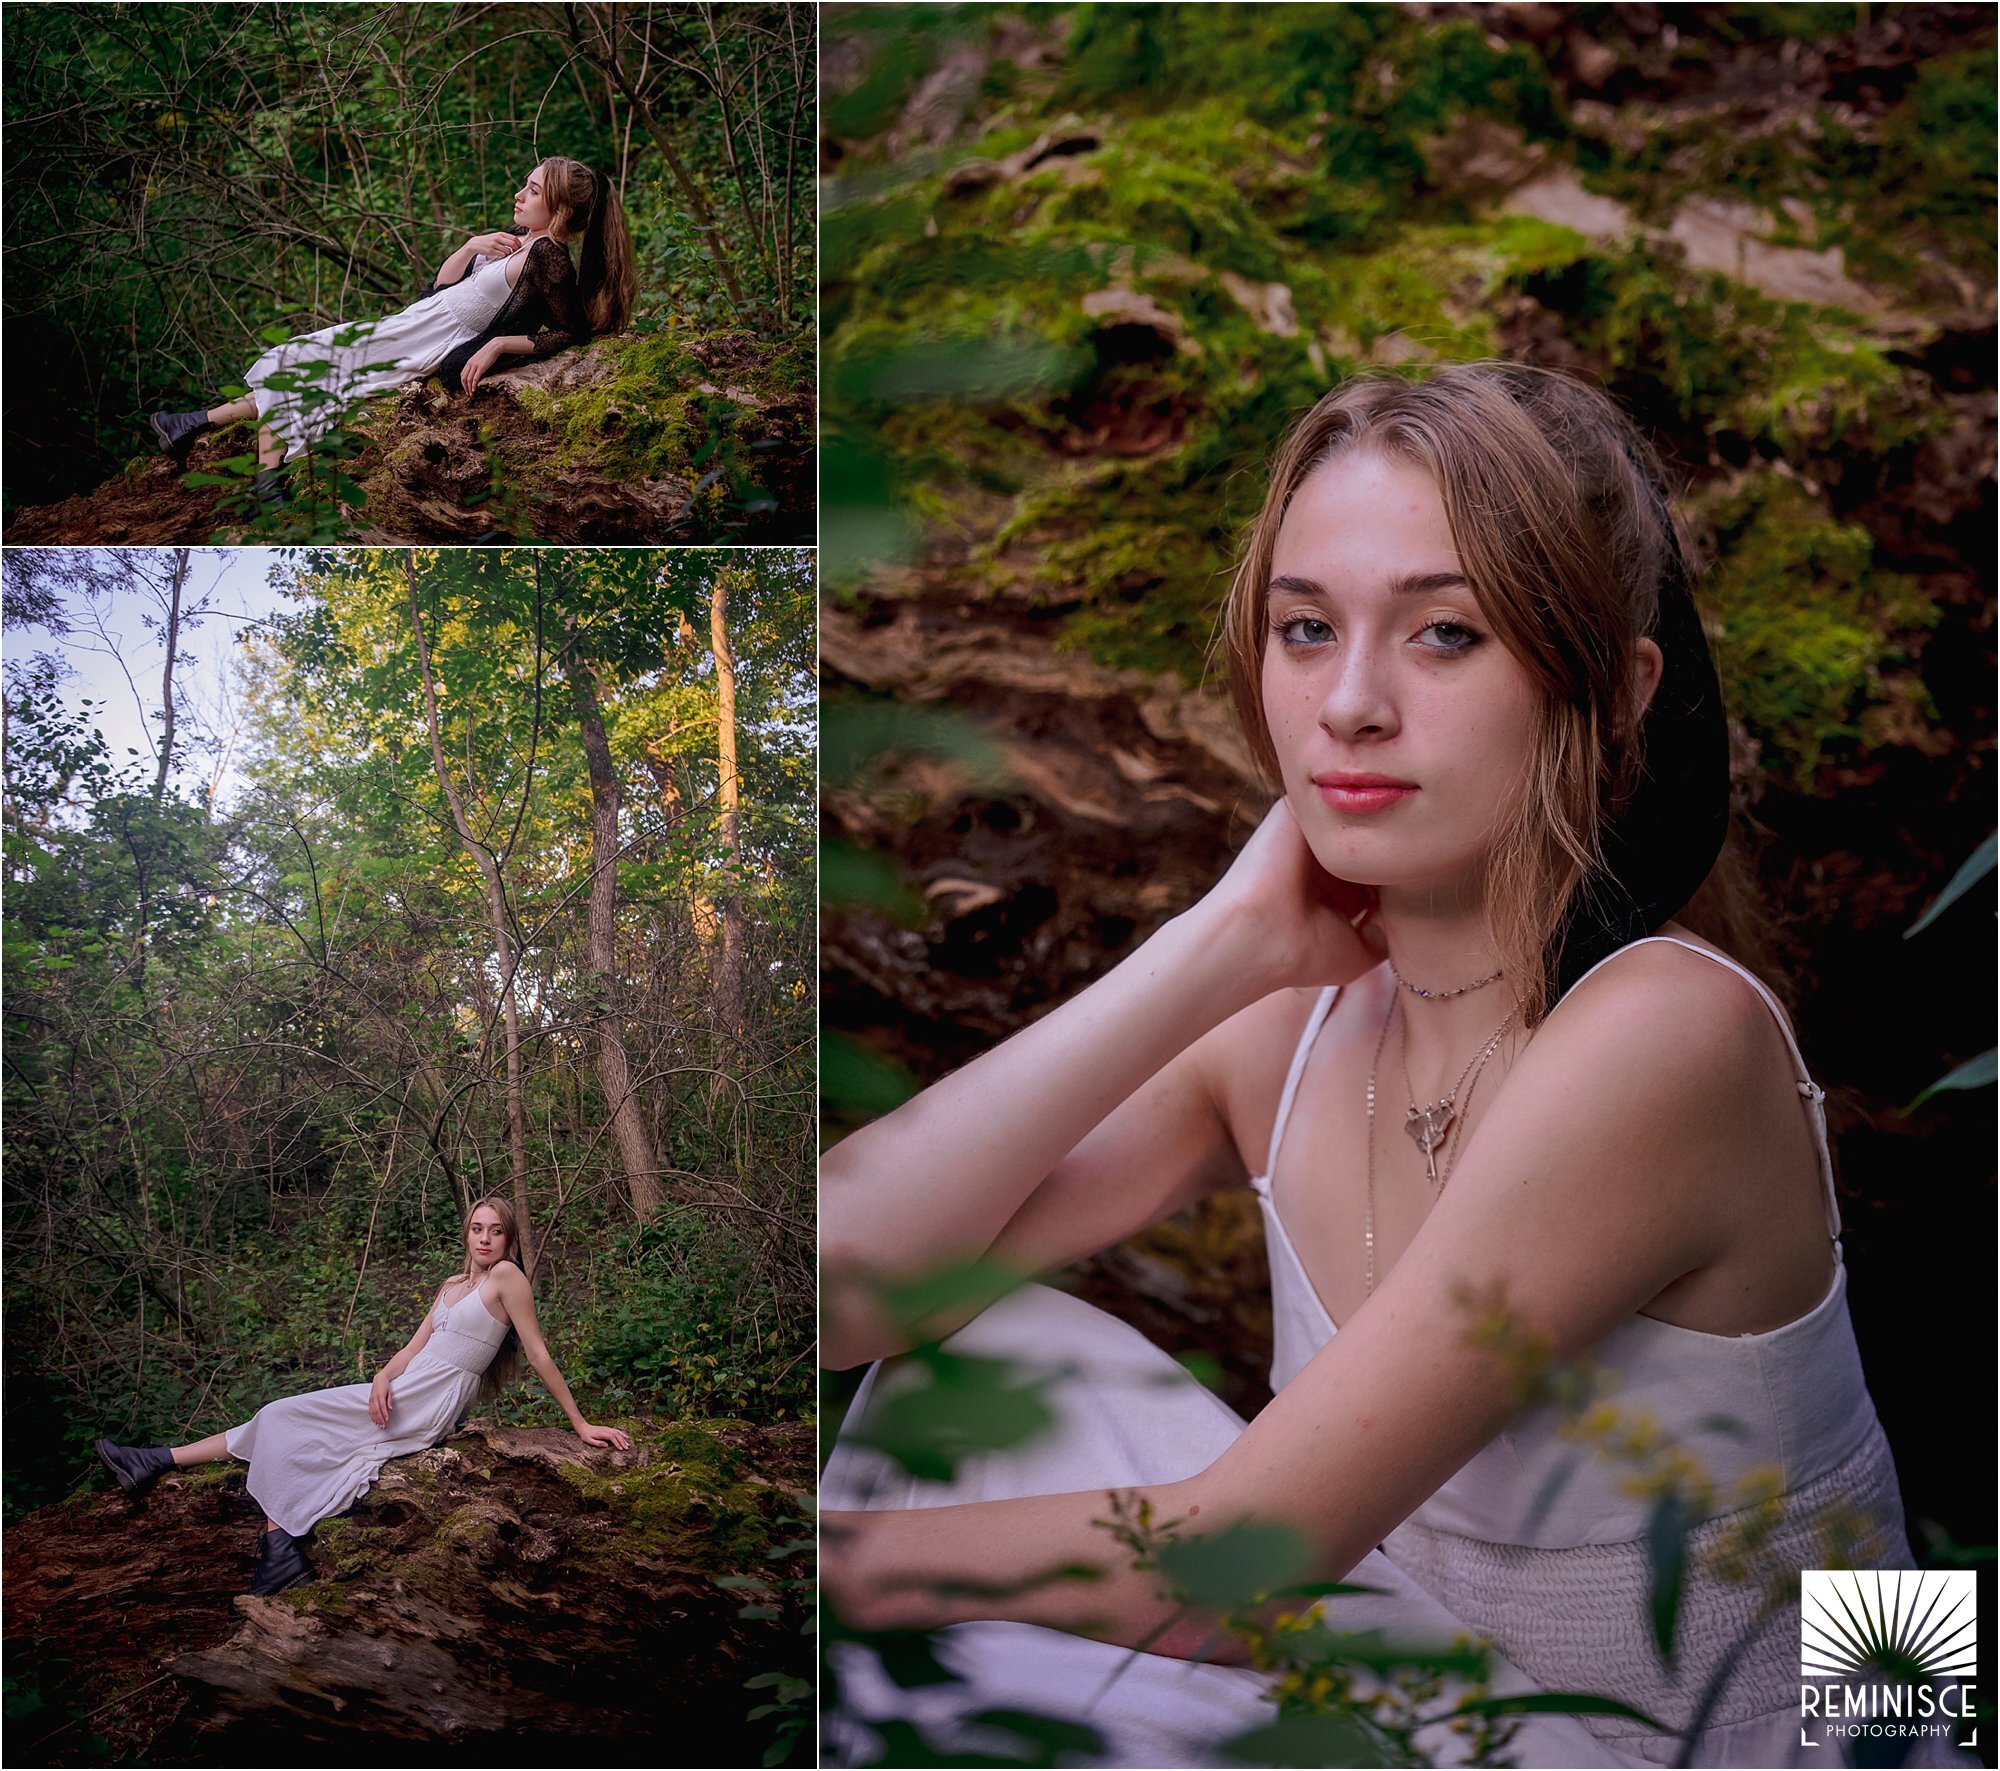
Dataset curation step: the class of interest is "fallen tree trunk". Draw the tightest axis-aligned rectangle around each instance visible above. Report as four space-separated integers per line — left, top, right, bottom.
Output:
4 1418 812 1765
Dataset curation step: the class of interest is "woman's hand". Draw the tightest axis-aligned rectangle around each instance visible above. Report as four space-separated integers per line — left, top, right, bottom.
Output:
459 340 506 395
466 230 523 261
575 1422 633 1452
1190 798 1384 995
368 1372 394 1429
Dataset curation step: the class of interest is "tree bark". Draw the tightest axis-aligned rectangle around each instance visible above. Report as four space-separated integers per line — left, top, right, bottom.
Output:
564 635 666 1221
709 567 745 1037
557 1 749 309
403 554 536 1279
152 548 190 804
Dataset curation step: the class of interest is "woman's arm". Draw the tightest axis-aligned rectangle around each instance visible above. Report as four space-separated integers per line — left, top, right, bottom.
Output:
825 947 1777 1648
428 228 525 295
488 1262 632 1450
458 240 588 392
368 1308 437 1427
823 801 1379 1367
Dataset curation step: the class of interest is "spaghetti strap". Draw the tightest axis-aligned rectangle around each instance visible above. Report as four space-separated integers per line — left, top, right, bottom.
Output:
1561 935 1841 1240
1259 986 1341 1181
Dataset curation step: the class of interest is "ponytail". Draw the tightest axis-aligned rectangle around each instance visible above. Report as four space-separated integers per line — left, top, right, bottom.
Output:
542 157 632 336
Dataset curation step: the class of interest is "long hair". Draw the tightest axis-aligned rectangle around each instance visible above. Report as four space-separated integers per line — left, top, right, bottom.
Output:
449 1192 524 1403
539 156 636 335
1222 360 1758 1023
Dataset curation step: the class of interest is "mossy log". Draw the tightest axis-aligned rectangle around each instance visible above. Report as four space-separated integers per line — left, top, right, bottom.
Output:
3 330 813 545
3 1419 813 1765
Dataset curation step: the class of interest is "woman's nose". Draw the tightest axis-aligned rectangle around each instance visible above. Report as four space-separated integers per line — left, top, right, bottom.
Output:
1317 644 1398 742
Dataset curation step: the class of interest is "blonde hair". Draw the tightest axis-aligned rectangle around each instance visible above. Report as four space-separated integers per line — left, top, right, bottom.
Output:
451 1193 524 1402
1222 361 1701 1023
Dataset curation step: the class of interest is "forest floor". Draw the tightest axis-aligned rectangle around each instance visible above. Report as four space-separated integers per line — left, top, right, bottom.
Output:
3 1417 814 1766
4 327 814 546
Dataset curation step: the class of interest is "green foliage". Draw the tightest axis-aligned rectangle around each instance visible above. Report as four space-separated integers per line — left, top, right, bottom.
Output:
2 548 815 1530
588 1212 812 1423
2 2 815 516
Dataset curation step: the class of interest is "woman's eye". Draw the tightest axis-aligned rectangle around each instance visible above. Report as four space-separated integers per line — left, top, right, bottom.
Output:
1274 615 1333 648
1417 620 1480 653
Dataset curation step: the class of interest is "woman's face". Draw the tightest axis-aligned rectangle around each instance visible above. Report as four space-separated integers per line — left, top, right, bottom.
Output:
466 1209 509 1269
512 164 556 233
1260 450 1543 899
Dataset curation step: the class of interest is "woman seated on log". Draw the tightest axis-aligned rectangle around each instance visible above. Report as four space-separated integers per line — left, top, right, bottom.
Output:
97 1194 631 1597
820 362 1915 1768
148 157 635 509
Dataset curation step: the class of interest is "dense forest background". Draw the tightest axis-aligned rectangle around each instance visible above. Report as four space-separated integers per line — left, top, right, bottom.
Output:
5 544 815 1492
820 0 1996 1617
2 3 815 538
2 547 815 1759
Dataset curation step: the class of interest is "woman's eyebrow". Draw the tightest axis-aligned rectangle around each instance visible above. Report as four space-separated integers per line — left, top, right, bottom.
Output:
1266 569 1470 600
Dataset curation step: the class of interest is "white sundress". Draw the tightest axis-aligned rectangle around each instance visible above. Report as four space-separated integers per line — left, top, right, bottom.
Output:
225 1277 509 1538
825 937 1925 1769
244 248 520 455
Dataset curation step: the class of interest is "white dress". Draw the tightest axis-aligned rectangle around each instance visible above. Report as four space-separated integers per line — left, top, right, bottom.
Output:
226 1278 509 1538
244 249 519 455
825 938 1917 1769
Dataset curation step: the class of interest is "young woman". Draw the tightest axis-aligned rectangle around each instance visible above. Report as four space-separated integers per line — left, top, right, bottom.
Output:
148 157 636 507
96 1195 631 1597
820 363 1913 1768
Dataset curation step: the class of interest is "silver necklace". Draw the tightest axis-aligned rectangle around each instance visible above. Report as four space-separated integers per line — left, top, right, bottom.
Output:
1400 999 1521 1185
1366 994 1520 1297
1390 959 1504 1001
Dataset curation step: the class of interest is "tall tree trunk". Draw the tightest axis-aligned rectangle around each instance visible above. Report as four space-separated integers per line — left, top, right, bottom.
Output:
565 637 666 1221
152 549 190 804
709 568 744 1038
403 556 536 1279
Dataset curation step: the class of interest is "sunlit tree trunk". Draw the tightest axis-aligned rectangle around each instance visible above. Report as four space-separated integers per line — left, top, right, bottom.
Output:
565 632 666 1221
403 554 536 1279
709 567 744 1038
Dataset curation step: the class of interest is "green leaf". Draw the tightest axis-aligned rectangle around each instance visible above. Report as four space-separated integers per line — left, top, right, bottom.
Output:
1223 1711 1387 1767
845 1350 1056 1481
968 1707 1108 1763
1451 1691 1667 1727
821 839 925 922
821 1032 918 1117
1158 1522 1311 1612
1907 1047 1997 1110
878 1259 1027 1339
1645 1489 1694 1667
1905 833 1995 938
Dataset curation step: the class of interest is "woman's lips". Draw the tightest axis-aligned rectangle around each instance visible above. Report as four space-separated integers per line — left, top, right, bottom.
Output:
1314 774 1417 814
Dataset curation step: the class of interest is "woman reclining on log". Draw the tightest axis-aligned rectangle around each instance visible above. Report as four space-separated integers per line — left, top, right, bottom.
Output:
96 1194 631 1597
148 157 635 510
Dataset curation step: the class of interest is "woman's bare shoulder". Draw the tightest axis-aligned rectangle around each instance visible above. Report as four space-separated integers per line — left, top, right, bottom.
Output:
1518 930 1795 1125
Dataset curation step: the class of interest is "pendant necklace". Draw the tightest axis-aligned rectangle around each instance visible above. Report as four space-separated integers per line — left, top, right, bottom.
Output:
1400 1001 1521 1185
1365 992 1521 1298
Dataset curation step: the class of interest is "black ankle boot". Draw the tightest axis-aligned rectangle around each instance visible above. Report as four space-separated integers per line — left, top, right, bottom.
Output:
149 409 213 467
252 465 288 512
95 1438 176 1499
249 1524 312 1596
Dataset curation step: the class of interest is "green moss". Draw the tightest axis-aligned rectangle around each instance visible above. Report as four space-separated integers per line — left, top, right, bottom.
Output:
513 330 807 499
555 1421 776 1572
1701 474 1936 785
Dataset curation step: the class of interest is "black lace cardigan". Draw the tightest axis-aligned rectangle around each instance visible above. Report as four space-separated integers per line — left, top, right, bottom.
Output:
424 226 588 394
